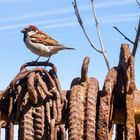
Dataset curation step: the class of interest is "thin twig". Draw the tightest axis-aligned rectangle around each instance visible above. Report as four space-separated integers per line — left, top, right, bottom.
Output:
72 0 110 70
91 0 110 70
113 26 134 45
72 0 102 53
135 28 140 42
132 19 140 56
136 0 140 7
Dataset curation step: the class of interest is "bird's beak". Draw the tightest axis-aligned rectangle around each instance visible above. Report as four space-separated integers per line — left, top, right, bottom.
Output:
21 29 25 33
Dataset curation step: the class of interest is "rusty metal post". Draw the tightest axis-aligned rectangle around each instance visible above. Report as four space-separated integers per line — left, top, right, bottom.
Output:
119 44 136 140
96 67 118 140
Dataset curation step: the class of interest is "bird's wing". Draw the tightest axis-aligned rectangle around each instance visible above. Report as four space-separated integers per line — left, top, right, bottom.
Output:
30 30 60 46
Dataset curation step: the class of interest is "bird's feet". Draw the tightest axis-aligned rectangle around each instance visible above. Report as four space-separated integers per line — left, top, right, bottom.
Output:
46 57 50 64
31 60 38 67
31 56 41 67
30 56 51 67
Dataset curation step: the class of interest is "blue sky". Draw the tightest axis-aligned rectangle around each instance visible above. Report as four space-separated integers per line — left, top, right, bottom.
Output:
0 0 139 91
0 0 139 139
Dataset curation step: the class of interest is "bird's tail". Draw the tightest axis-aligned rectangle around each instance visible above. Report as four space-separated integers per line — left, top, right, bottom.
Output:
63 47 76 50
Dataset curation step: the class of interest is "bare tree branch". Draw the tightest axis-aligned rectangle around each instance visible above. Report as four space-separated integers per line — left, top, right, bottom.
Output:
113 26 134 45
90 0 110 71
113 19 140 57
135 28 140 41
132 19 140 56
72 0 110 70
72 0 102 53
136 0 140 7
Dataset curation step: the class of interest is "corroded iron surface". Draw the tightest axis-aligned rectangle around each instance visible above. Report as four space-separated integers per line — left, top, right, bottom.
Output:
96 67 118 140
0 44 139 140
69 57 99 140
85 78 98 140
118 44 136 140
0 62 66 140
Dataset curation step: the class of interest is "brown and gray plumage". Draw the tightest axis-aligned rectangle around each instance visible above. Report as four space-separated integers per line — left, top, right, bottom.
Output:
21 25 75 61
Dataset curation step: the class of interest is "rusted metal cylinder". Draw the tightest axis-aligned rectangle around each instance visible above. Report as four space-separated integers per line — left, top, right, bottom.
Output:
85 78 99 140
69 81 87 140
96 67 118 140
68 56 99 140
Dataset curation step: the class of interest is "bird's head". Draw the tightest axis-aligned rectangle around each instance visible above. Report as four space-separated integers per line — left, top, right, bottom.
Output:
21 25 38 34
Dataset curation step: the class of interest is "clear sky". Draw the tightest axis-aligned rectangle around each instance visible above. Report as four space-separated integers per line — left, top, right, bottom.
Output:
0 0 139 138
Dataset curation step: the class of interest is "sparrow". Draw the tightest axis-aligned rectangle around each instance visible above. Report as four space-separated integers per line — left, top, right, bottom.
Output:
21 25 75 62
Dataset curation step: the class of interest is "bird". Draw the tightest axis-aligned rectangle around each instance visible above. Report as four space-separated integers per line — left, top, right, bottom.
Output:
21 25 75 62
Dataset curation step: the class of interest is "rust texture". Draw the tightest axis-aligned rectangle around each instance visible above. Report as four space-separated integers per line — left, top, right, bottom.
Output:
96 67 118 140
69 56 99 140
0 61 66 140
33 105 45 140
69 82 87 139
85 78 99 140
118 44 136 140
0 44 139 140
18 102 34 140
